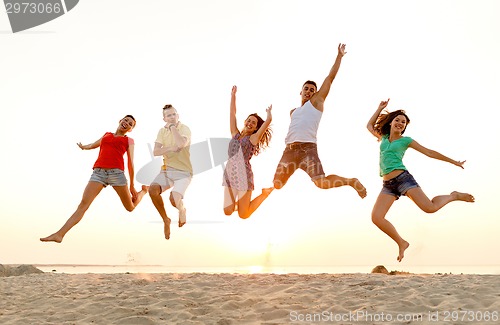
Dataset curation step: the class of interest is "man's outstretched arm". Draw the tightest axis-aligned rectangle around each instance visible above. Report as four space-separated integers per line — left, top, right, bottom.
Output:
312 43 346 108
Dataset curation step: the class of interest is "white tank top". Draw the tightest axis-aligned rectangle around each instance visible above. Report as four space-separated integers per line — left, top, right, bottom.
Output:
284 100 322 144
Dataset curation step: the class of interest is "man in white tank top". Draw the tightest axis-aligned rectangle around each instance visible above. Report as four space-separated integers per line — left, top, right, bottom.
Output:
272 44 367 198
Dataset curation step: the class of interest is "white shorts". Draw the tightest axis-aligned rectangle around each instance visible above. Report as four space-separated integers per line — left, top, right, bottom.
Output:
151 167 192 197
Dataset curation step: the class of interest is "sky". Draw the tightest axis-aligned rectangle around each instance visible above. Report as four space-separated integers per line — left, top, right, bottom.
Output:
1 0 499 271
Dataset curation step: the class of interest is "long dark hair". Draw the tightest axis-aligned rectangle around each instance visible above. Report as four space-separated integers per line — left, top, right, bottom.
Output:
247 113 272 155
373 109 410 136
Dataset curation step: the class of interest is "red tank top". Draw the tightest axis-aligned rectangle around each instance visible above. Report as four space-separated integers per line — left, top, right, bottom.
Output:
93 132 134 171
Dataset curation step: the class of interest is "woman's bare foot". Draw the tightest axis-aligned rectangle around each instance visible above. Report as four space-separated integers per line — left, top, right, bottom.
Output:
351 178 367 198
262 187 274 196
397 240 410 262
40 233 63 243
451 191 475 202
132 185 149 204
163 217 171 240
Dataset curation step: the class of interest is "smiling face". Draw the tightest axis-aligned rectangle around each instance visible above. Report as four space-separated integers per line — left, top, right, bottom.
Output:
300 82 317 104
244 115 259 133
119 116 136 133
390 114 408 134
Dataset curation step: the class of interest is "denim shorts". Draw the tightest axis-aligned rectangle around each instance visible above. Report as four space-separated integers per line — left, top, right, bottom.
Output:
381 170 419 199
90 168 128 187
273 142 325 187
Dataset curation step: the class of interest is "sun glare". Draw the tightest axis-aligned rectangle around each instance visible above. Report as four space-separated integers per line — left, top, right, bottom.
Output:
248 265 264 274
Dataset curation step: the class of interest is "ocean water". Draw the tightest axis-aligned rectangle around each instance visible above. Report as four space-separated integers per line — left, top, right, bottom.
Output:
33 264 500 275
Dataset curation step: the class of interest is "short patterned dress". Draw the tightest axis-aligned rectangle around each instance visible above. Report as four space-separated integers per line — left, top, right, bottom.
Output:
222 132 256 191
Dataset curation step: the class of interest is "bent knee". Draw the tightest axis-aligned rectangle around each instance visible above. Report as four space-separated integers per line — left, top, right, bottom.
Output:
371 213 385 225
125 206 135 212
313 177 329 189
313 179 324 189
169 193 177 207
273 180 284 189
421 206 437 214
148 185 161 196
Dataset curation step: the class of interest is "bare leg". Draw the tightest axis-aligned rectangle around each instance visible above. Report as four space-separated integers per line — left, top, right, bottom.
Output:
40 181 104 243
135 185 149 204
313 175 367 198
148 184 171 240
169 192 177 208
223 186 238 216
406 188 475 213
171 191 187 227
272 161 295 190
236 187 274 219
371 193 410 262
113 185 149 212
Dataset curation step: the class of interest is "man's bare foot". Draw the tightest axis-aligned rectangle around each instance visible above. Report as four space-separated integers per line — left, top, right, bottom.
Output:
451 191 475 202
178 208 186 227
40 233 63 243
352 178 367 198
397 240 410 262
262 187 274 196
163 217 171 240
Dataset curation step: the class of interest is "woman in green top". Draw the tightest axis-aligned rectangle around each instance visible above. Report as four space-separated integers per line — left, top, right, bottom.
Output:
367 99 474 262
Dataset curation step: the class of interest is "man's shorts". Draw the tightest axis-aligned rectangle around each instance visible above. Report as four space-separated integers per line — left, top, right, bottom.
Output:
381 170 420 199
89 168 128 187
273 142 325 188
151 167 192 197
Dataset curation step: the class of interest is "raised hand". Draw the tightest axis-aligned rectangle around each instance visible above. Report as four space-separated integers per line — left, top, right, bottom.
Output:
338 43 347 57
130 186 138 201
454 160 466 169
266 105 272 120
378 98 390 110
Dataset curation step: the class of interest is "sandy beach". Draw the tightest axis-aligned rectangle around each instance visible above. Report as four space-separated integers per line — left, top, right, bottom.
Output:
1 272 499 324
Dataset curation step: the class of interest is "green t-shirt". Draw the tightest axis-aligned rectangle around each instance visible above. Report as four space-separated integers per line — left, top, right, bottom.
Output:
379 135 413 176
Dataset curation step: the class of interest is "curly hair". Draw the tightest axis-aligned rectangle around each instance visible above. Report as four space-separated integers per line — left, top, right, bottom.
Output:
373 109 410 136
247 113 272 155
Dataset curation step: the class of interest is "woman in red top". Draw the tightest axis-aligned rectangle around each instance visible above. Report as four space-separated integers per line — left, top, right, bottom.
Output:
40 115 148 243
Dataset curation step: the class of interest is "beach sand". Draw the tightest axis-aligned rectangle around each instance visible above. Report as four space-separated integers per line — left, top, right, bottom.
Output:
1 272 499 324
